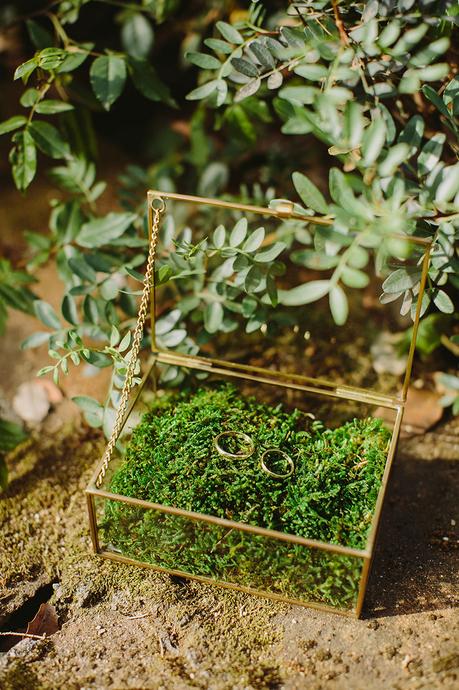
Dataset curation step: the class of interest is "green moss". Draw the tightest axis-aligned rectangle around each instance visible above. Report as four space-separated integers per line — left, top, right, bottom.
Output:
1 661 45 690
102 383 390 609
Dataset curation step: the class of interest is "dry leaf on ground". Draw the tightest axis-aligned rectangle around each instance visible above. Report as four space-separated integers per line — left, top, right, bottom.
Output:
26 603 59 637
376 387 443 435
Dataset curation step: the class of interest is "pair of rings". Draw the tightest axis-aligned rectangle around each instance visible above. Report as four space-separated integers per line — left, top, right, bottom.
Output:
213 431 294 479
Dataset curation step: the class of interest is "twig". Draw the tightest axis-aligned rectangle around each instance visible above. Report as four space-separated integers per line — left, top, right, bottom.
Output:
124 612 151 620
0 631 46 640
331 0 350 46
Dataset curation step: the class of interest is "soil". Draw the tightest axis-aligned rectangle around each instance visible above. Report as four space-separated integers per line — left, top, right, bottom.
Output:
0 162 458 690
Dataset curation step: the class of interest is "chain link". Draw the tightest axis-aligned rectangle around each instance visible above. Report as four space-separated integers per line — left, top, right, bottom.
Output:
95 202 164 488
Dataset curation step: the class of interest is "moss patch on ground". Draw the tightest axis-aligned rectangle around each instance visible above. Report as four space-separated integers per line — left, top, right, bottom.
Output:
102 384 390 610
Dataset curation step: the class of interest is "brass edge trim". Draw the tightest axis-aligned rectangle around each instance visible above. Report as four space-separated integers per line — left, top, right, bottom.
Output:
365 404 404 553
86 362 155 490
98 549 358 617
148 197 157 351
148 190 333 226
401 248 432 401
355 555 372 618
154 350 400 410
87 486 368 559
147 190 432 246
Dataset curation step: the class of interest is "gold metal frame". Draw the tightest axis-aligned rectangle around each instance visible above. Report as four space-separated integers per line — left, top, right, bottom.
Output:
86 190 432 618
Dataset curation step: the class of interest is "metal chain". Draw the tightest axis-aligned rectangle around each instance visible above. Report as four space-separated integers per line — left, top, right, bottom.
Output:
96 201 165 488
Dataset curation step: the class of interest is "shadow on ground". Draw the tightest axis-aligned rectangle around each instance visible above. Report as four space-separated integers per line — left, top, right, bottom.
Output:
364 451 458 618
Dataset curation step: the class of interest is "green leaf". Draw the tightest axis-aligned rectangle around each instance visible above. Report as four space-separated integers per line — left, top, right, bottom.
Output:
21 331 51 349
156 265 173 285
391 23 428 56
122 13 154 59
439 373 459 391
341 266 369 288
0 116 27 136
34 299 61 329
433 290 454 314
204 302 224 333
90 55 127 110
398 115 424 156
9 130 37 191
443 75 459 116
234 78 261 103
37 48 67 70
378 20 401 48
0 456 7 492
26 18 53 49
77 212 137 248
294 64 328 81
378 143 411 177
329 285 348 325
14 58 38 81
250 41 275 69
347 246 368 269
279 86 316 105
0 418 27 455
20 89 39 107
231 58 259 78
159 329 186 347
62 294 79 325
129 57 174 105
435 164 459 203
187 52 221 70
29 121 70 159
328 168 349 206
213 225 226 248
68 256 97 283
344 101 364 149
72 395 104 428
156 309 181 336
382 268 422 294
110 324 120 346
418 133 446 177
422 85 451 119
361 117 386 166
266 274 278 307
423 64 450 82
216 21 243 45
204 38 233 54
186 79 219 101
255 242 285 263
291 250 339 270
57 45 92 73
409 36 449 67
242 227 265 253
230 218 248 247
279 280 330 306
292 172 328 214
35 100 75 114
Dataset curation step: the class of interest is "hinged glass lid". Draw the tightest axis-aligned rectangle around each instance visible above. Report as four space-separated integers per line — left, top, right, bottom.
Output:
147 190 431 406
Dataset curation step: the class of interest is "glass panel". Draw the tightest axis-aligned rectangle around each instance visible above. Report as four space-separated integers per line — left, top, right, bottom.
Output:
95 496 364 612
104 369 396 552
151 194 429 398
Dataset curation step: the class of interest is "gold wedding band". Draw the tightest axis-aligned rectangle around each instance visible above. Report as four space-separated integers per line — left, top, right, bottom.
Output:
213 431 255 459
260 449 295 479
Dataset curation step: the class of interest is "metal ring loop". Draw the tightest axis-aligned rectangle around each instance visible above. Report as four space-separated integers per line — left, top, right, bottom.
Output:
151 196 166 213
260 449 295 479
213 431 255 459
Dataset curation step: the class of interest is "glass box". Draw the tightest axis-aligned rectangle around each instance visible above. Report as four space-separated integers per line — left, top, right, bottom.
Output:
86 191 431 617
